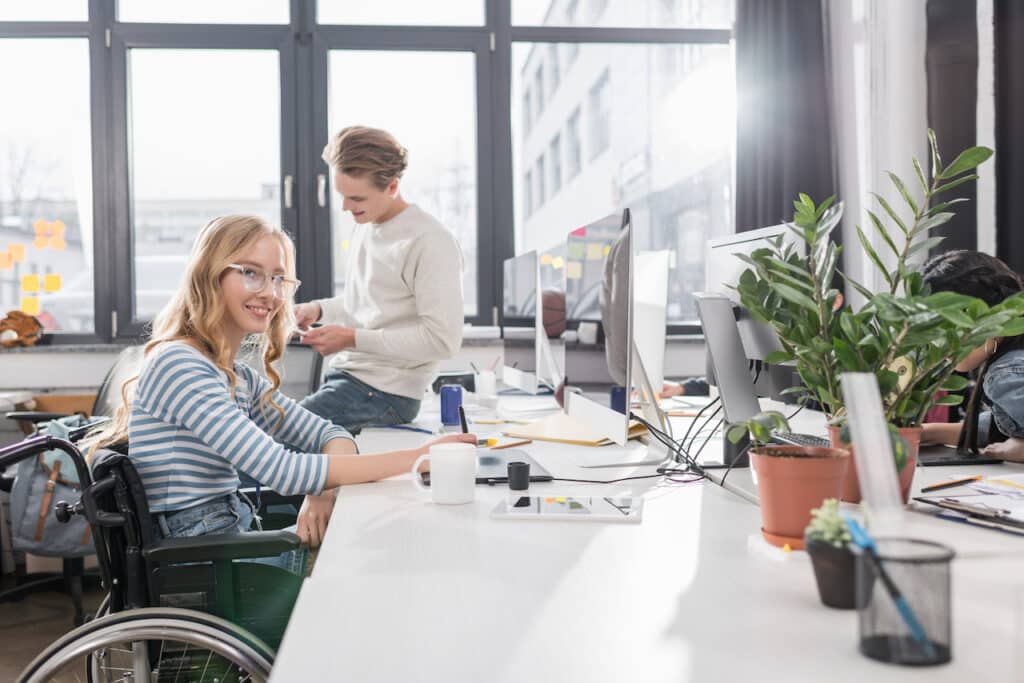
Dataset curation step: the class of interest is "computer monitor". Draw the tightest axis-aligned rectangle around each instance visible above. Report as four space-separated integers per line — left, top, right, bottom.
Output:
502 250 542 394
705 225 806 400
562 209 669 446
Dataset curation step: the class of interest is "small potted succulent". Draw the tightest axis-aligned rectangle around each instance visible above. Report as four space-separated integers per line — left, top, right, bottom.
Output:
726 411 849 550
804 498 856 609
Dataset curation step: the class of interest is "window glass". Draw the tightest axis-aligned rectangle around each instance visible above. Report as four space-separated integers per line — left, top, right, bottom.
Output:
327 50 478 317
0 39 93 333
513 42 735 324
128 49 280 322
118 0 288 23
318 0 484 26
513 0 733 29
0 2 87 21
549 134 563 194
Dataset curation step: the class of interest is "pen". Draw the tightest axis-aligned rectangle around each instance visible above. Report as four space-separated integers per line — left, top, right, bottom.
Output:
842 515 937 659
921 475 981 493
458 405 489 446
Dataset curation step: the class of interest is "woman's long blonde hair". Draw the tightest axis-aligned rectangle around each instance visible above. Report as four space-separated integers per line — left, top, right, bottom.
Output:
87 215 297 454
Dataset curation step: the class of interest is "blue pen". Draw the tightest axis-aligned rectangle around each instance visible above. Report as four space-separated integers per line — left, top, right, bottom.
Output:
842 514 937 659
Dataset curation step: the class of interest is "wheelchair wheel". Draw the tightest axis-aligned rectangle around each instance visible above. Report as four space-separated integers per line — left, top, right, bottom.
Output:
19 607 275 683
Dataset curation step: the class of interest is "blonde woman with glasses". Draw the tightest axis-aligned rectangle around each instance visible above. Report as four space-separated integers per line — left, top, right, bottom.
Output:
87 215 474 567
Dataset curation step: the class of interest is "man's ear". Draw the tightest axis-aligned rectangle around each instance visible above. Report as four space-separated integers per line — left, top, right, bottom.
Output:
389 178 400 196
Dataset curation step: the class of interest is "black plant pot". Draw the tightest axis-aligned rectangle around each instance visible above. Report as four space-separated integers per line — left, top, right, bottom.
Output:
806 537 857 609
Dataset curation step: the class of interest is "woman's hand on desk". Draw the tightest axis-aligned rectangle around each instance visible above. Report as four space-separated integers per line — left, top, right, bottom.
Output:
413 433 479 470
982 437 1024 463
297 493 335 548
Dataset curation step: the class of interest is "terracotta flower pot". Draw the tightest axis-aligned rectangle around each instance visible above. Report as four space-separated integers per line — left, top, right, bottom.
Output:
750 445 849 550
827 425 921 504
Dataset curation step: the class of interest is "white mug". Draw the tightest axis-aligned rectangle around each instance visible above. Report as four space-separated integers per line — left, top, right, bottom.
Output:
411 442 477 504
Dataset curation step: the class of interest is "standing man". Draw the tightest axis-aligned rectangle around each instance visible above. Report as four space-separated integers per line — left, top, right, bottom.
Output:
295 126 464 433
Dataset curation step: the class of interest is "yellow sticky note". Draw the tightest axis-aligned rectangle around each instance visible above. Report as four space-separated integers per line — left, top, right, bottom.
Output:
22 274 40 293
9 243 25 262
341 239 350 251
603 245 611 256
539 252 553 265
0 253 11 271
44 274 62 292
20 296 40 316
567 241 585 260
586 243 604 261
566 261 583 280
551 256 565 270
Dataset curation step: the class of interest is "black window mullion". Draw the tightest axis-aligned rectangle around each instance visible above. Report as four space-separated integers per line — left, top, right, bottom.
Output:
488 0 514 329
107 29 138 339
88 0 116 342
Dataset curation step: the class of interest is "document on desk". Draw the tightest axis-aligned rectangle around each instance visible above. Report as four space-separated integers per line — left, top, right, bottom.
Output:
968 473 1024 499
914 491 1024 530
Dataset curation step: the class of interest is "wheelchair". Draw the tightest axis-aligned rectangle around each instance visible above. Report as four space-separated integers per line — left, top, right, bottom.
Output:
1 434 306 682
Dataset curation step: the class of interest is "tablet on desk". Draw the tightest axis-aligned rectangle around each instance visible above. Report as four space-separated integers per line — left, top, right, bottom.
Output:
491 495 644 523
419 449 553 486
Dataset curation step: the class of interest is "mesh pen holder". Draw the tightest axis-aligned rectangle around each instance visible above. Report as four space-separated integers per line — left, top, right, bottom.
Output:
855 538 955 666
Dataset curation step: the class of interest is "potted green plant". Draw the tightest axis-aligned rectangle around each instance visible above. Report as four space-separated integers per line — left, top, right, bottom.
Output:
734 132 1024 502
804 498 856 609
726 411 849 550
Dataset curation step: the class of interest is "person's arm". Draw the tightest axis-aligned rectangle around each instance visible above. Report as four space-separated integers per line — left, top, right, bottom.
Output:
352 231 464 362
921 421 963 446
137 347 333 496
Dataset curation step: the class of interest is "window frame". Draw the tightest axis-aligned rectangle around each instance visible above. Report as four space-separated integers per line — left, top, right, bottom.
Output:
0 1 732 342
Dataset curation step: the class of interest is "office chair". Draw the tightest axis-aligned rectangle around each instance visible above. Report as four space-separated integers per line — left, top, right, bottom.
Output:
1 346 144 625
2 435 302 681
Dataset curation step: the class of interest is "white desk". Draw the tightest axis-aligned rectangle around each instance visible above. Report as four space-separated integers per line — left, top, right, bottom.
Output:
271 397 1024 682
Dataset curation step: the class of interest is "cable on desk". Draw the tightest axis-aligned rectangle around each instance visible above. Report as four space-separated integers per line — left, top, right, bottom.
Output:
691 416 725 461
676 396 720 459
550 469 703 485
685 404 722 455
786 404 805 421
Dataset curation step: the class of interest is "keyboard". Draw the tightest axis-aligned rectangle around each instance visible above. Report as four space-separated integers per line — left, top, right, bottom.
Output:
770 432 831 448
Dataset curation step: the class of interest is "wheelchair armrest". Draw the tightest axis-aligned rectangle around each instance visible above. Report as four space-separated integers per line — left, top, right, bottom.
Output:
143 530 301 564
238 487 305 508
6 410 73 424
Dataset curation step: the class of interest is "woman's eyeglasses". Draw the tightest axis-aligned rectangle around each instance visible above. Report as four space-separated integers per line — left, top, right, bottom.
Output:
226 264 301 298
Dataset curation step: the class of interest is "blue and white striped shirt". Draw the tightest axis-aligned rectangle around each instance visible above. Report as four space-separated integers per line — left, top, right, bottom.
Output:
129 342 352 513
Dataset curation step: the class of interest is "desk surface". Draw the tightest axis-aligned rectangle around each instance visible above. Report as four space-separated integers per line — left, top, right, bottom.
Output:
271 396 1024 682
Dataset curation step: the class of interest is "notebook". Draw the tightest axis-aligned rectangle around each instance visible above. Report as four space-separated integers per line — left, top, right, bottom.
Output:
502 411 647 447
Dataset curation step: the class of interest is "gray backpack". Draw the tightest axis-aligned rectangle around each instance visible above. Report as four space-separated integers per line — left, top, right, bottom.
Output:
9 415 96 558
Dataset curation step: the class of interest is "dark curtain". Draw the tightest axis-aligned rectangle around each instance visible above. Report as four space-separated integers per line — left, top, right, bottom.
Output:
734 0 836 232
995 0 1024 273
926 0 978 253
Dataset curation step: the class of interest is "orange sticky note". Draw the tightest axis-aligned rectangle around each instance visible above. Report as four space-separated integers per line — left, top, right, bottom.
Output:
20 296 40 316
33 219 47 235
22 274 40 293
49 236 66 251
34 235 48 249
44 274 61 292
52 219 65 235
0 252 11 270
9 243 25 262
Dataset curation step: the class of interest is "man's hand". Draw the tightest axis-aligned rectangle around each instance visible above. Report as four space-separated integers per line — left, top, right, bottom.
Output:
296 493 336 548
294 302 322 330
982 437 1024 463
302 324 356 355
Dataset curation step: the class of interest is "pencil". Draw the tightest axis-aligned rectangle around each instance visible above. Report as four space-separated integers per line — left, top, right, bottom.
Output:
921 475 981 493
490 439 533 450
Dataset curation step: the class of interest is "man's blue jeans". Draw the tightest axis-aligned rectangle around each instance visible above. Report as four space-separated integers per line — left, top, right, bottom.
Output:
300 371 421 435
